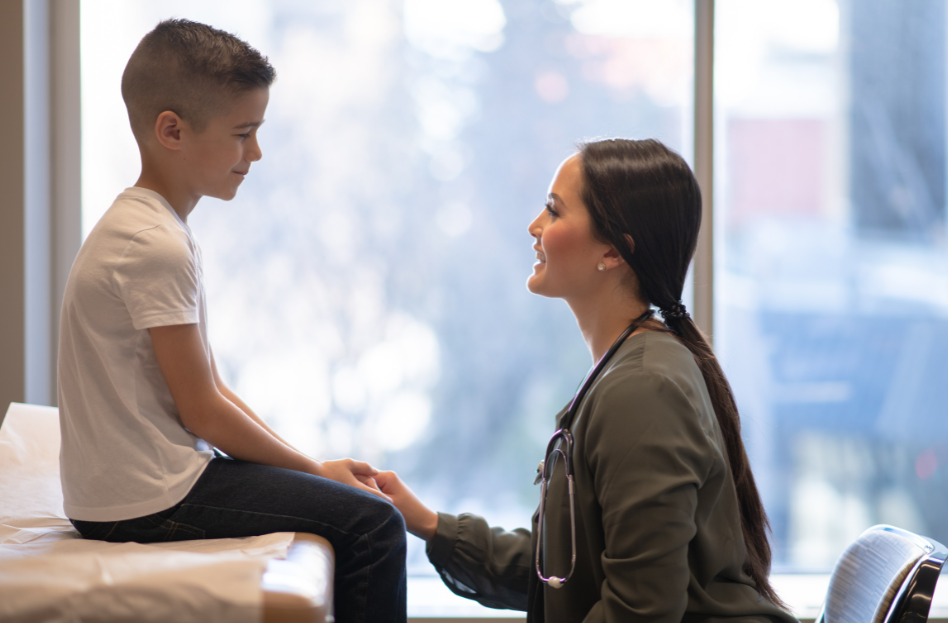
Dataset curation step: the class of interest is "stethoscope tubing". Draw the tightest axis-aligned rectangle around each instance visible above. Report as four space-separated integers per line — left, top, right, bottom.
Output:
535 308 655 589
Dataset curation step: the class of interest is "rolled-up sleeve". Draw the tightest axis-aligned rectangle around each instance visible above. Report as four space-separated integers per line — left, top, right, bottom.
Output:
426 511 533 611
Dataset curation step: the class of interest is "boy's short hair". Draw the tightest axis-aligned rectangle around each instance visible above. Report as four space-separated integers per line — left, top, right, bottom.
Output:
122 19 276 142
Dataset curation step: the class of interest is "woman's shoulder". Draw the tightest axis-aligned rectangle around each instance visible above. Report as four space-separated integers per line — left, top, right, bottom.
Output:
584 330 718 441
602 330 706 396
580 330 723 478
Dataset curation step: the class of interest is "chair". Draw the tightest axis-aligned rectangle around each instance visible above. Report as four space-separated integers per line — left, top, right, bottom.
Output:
817 524 947 623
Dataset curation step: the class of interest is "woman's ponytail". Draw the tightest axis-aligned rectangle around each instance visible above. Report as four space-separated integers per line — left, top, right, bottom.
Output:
580 138 786 609
663 310 782 607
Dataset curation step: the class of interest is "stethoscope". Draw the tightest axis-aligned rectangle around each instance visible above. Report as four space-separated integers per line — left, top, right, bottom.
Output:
534 308 654 589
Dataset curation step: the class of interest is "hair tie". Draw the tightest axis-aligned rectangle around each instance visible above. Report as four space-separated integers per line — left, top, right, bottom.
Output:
660 301 690 322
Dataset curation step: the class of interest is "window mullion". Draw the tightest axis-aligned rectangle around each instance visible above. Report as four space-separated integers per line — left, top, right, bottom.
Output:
693 0 715 342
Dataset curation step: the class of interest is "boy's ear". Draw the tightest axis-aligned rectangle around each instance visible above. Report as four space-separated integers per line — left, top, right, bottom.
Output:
153 111 187 151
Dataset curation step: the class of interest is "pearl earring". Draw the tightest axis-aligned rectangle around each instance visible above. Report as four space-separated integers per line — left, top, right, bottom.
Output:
597 263 606 271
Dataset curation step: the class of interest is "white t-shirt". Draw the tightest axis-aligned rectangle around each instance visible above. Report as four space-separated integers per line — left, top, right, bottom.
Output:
59 187 214 522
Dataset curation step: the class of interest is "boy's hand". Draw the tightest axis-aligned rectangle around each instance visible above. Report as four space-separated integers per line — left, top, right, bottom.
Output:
314 459 392 503
374 471 438 541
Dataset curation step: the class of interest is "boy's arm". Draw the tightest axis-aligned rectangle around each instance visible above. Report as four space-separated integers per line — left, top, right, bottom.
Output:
150 323 389 500
208 348 295 450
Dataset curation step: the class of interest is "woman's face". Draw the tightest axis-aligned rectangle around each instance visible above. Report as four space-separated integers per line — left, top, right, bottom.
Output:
527 154 613 300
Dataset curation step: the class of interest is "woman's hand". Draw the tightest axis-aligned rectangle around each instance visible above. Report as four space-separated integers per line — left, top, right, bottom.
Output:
313 459 392 503
375 470 438 541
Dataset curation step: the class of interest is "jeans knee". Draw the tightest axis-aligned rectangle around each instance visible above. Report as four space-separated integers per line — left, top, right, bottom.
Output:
357 498 406 554
374 500 406 545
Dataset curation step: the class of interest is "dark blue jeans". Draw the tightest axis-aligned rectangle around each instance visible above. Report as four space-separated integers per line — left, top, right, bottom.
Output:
70 457 407 623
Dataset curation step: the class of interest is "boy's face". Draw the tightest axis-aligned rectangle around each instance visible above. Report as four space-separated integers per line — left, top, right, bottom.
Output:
183 87 269 201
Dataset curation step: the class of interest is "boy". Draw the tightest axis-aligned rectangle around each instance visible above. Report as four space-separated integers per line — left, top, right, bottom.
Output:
58 19 406 622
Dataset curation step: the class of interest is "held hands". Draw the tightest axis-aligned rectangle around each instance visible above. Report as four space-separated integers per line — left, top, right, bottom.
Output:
374 471 438 542
308 461 439 541
313 459 392 503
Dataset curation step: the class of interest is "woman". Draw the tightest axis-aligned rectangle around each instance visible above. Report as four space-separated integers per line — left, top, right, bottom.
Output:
376 139 797 623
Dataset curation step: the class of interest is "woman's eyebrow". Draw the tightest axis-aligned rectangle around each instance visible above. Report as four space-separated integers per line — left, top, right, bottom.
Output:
548 192 569 210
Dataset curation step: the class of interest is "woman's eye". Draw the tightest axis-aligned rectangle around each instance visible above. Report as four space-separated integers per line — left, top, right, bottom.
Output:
545 203 558 218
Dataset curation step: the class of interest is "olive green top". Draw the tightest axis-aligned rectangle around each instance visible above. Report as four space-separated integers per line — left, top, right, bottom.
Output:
426 331 799 623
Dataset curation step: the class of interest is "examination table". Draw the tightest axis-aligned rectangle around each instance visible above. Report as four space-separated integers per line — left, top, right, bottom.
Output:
0 402 334 623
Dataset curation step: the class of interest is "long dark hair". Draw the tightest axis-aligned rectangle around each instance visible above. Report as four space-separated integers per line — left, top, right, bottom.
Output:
578 138 784 608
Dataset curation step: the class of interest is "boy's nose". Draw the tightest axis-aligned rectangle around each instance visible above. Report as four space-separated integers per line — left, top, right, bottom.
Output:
247 137 263 162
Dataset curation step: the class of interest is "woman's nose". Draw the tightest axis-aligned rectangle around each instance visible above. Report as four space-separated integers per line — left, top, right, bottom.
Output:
528 213 543 238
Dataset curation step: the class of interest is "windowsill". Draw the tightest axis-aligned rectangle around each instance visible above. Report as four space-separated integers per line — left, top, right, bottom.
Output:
408 576 525 620
406 573 948 622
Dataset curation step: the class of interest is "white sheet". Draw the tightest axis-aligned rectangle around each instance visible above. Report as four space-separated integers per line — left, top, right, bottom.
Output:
0 402 294 623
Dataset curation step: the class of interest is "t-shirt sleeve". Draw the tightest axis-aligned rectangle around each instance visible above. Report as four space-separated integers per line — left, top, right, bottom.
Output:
113 225 201 330
581 370 716 623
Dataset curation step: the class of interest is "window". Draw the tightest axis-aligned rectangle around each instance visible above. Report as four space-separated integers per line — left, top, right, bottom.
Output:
716 0 948 569
81 0 694 585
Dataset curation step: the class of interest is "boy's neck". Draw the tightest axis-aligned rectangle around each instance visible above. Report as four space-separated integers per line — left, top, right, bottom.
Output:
135 170 200 222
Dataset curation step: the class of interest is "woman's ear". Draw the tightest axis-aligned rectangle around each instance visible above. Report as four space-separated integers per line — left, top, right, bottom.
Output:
153 111 186 151
600 246 625 270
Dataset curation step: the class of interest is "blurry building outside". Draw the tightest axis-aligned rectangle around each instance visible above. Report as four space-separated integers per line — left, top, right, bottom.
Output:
716 0 948 569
